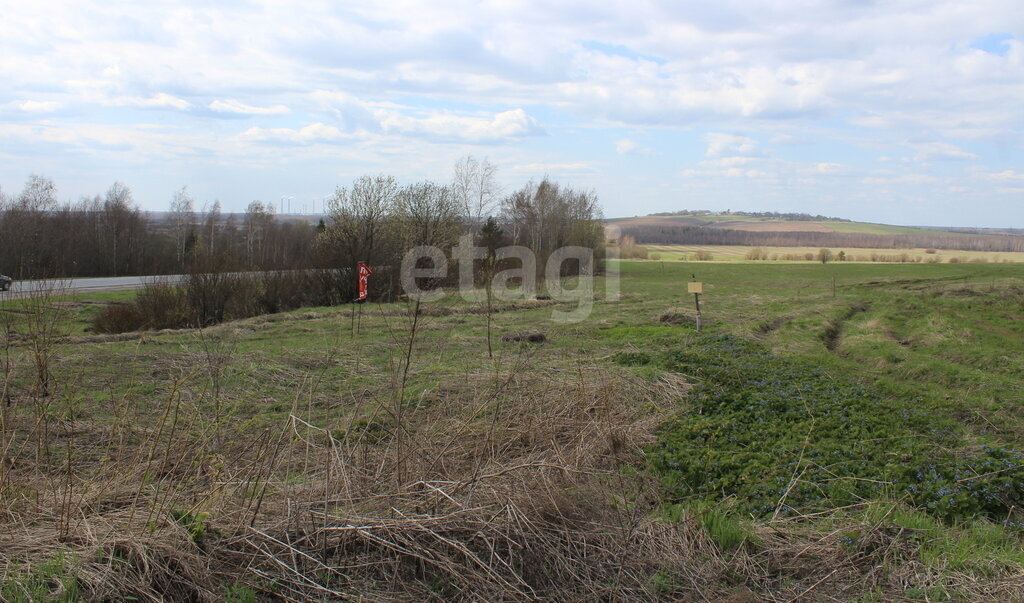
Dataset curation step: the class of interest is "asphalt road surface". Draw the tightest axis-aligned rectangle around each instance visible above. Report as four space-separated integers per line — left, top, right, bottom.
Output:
0 275 184 299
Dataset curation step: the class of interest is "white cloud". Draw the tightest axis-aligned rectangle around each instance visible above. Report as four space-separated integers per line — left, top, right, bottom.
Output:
113 93 192 111
309 90 379 132
236 123 348 144
980 169 1024 182
910 141 979 162
377 108 544 143
705 133 762 157
616 139 639 155
701 156 760 168
14 100 61 113
509 162 596 175
236 107 544 146
615 138 653 155
208 99 290 115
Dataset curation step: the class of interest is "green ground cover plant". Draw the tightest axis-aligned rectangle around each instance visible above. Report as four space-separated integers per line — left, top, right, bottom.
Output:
641 334 1024 520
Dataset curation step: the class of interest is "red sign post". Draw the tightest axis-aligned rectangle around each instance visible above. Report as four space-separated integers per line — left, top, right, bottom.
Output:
357 262 372 301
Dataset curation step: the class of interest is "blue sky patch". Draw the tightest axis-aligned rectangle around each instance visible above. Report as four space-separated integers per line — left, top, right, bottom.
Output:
582 41 668 65
970 32 1014 56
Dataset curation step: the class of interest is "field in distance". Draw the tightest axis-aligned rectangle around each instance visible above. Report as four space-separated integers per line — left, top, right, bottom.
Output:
606 211 1019 236
640 244 1024 263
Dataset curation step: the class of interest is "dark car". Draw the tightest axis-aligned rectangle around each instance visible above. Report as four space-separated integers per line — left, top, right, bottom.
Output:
0 275 12 291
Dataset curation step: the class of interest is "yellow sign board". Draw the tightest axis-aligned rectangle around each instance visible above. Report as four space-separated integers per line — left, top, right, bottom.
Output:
688 281 703 294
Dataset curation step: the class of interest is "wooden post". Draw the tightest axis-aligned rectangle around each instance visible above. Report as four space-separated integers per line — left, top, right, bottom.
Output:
688 275 703 333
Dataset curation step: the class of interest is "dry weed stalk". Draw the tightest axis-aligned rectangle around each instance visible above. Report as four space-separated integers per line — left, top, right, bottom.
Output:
233 364 707 601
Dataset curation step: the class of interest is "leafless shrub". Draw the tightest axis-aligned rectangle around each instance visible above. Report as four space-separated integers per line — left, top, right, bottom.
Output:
91 302 146 334
136 280 194 329
745 247 769 260
257 270 310 314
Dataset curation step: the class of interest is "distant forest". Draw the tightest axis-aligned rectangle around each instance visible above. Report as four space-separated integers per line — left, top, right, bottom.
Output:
618 223 1024 252
0 163 604 282
646 209 851 222
0 175 317 279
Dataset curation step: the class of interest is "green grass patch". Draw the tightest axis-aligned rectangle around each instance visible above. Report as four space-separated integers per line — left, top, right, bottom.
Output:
644 334 1024 521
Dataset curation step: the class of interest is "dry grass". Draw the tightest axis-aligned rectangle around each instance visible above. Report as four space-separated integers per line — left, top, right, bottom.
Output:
233 363 700 600
2 296 1023 600
0 316 716 600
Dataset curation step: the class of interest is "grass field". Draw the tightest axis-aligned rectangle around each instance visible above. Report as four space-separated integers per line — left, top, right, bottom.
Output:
607 213 979 237
1 261 1022 599
643 244 1024 263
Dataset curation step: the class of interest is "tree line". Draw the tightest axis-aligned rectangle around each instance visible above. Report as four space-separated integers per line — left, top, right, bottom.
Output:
1 157 605 286
646 209 851 222
0 176 317 279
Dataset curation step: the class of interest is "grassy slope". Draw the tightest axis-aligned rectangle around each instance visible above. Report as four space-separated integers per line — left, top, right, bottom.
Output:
2 261 1023 599
824 220 955 236
607 213 973 236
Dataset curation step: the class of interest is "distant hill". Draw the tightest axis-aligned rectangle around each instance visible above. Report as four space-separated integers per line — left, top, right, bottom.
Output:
606 212 1024 252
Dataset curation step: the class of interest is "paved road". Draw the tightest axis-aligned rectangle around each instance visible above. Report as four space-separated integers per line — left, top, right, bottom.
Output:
1 275 184 299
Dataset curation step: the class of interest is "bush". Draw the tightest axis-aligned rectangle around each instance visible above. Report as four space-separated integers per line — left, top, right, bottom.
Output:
89 270 354 334
91 302 146 334
745 247 769 261
258 270 309 314
693 250 713 261
136 281 194 329
925 248 938 254
185 271 238 327
649 253 662 261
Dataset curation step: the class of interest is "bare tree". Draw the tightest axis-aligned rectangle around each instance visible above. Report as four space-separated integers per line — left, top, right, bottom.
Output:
102 182 141 276
203 200 223 258
170 187 195 267
395 182 462 249
323 174 400 265
16 174 57 212
244 201 274 267
319 175 401 300
500 178 603 274
453 155 499 233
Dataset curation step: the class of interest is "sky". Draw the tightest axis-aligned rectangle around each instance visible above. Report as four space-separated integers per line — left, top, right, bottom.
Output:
1 0 1022 227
